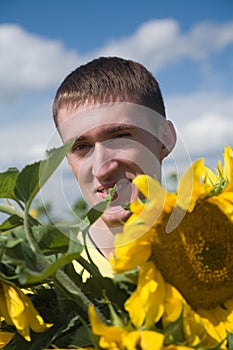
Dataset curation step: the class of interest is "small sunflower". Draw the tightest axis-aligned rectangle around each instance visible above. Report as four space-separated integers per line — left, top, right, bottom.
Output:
110 146 233 346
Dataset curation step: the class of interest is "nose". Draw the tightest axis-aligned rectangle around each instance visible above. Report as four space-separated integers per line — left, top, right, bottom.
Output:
91 141 119 180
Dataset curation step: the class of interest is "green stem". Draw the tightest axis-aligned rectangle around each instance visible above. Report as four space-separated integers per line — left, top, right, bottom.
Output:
24 204 41 255
82 230 102 277
54 269 107 323
76 255 102 277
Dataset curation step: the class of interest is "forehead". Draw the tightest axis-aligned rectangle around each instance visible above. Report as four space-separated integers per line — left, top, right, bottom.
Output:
57 102 164 142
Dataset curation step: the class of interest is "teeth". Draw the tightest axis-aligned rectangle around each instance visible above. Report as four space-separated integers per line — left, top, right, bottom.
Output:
98 180 132 194
98 188 110 194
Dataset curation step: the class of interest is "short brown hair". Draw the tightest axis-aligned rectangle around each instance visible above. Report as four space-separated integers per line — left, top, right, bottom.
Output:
52 56 166 125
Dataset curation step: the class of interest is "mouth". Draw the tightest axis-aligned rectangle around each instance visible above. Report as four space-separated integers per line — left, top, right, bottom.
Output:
97 179 133 200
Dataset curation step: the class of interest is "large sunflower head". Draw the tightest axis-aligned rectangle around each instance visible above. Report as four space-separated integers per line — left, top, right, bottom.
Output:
110 146 233 311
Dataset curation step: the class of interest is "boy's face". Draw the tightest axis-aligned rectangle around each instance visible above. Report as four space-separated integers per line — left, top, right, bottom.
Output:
57 102 171 227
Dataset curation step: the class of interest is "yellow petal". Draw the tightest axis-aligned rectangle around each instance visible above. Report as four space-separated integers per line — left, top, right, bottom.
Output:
197 310 227 343
164 346 197 350
222 145 233 181
89 305 125 342
222 299 233 333
177 158 212 211
182 304 211 347
208 192 233 222
110 226 154 273
198 298 233 342
122 331 140 350
132 174 166 202
162 283 183 327
132 175 171 224
204 166 219 186
3 283 31 340
124 262 165 328
217 146 233 192
0 284 12 325
0 331 14 348
122 330 164 350
130 198 146 216
2 283 52 341
20 292 53 333
140 330 164 350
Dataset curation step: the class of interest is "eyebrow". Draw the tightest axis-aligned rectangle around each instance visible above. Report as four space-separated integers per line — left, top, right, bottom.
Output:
73 124 137 142
105 124 137 133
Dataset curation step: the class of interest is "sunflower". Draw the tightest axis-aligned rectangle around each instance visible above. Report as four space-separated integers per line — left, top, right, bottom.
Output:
110 146 233 346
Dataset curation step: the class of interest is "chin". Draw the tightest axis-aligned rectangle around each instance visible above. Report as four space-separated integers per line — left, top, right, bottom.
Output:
102 206 132 228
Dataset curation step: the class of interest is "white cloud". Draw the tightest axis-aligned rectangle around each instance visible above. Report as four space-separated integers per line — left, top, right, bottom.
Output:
91 19 181 69
183 113 232 152
165 91 233 171
0 119 54 170
0 24 80 102
93 19 233 71
1 20 233 102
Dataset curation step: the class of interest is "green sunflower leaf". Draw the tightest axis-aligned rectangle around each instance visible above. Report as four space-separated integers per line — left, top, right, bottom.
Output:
0 214 23 232
18 237 83 285
163 309 185 345
31 224 69 254
228 331 233 350
15 140 74 206
69 323 94 348
72 185 116 233
4 240 38 270
0 167 19 201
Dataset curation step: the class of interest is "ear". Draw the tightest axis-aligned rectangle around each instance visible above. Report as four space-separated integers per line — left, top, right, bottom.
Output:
159 120 177 160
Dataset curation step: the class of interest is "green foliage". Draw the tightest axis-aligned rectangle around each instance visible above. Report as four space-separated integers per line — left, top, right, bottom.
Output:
0 167 19 201
15 142 73 207
72 197 89 219
0 142 132 350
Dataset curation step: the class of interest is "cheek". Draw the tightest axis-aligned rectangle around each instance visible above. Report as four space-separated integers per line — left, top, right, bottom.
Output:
72 159 93 188
124 145 161 174
142 136 161 157
69 160 93 203
67 155 82 181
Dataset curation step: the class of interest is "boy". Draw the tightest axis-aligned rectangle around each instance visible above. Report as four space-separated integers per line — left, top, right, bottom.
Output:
52 56 176 273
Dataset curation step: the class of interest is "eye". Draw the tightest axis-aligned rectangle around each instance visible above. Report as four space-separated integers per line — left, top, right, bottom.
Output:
71 142 92 154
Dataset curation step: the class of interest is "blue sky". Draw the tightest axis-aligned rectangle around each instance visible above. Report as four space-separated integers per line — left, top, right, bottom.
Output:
1 0 233 215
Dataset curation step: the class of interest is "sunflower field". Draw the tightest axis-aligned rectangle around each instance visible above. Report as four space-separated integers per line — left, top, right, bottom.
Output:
0 142 233 350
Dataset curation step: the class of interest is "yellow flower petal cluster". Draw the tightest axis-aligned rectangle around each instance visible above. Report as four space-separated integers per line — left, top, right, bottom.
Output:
88 304 164 350
0 281 52 341
110 146 233 347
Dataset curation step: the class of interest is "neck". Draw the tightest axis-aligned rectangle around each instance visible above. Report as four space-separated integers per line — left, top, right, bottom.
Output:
88 218 123 259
